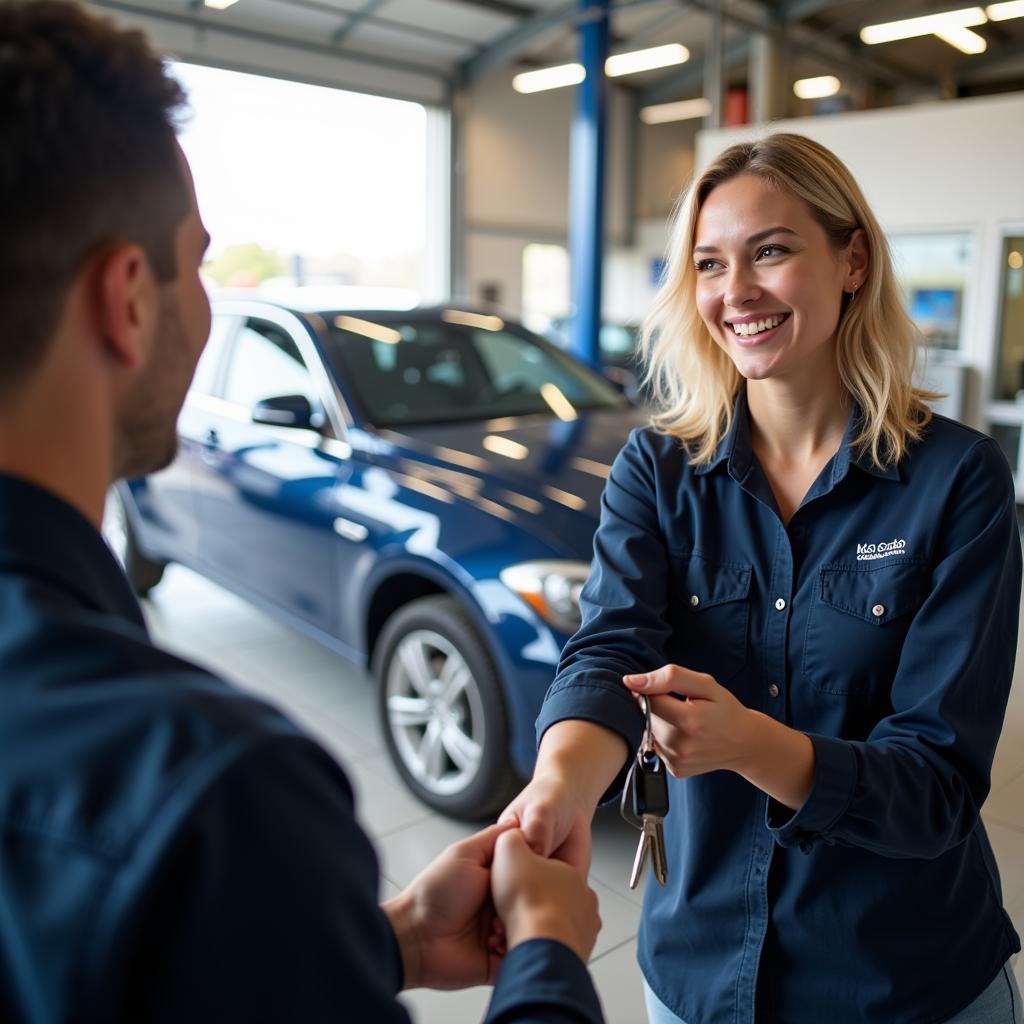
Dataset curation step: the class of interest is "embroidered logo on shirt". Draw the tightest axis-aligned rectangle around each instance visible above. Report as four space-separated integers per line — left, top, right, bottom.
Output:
856 538 907 561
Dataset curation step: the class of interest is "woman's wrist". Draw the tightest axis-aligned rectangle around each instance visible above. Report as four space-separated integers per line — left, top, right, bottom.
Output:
734 710 816 811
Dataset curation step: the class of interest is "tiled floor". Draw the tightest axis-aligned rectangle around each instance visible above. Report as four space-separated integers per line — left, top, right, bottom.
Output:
144 566 1024 1023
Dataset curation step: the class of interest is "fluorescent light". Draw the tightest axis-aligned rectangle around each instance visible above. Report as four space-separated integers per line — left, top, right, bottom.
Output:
987 0 1024 17
540 383 578 422
793 75 841 99
934 26 988 51
639 97 712 124
334 315 402 344
861 7 985 43
441 309 504 331
203 0 240 9
606 43 689 77
483 436 529 460
513 63 585 93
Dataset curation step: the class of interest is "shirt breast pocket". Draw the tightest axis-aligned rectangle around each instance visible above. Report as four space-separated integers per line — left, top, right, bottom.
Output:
670 553 752 684
802 559 930 698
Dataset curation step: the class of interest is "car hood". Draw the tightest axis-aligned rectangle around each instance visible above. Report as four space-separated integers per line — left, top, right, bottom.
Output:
369 407 650 558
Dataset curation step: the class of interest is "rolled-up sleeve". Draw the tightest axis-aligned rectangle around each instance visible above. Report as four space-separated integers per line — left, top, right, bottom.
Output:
535 429 676 794
770 438 1022 857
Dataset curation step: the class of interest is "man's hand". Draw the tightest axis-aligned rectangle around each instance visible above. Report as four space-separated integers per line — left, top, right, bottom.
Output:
491 828 601 964
382 821 513 991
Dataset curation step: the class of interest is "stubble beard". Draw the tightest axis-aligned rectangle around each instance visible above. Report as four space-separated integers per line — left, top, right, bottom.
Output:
112 291 192 481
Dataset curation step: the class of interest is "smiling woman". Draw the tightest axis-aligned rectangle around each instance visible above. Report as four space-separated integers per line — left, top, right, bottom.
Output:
502 131 1023 1024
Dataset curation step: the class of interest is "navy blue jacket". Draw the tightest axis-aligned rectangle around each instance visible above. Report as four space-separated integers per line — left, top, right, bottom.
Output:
537 395 1021 1024
0 474 603 1024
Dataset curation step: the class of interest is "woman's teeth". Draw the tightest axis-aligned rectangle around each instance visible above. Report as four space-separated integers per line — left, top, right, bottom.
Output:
731 314 788 337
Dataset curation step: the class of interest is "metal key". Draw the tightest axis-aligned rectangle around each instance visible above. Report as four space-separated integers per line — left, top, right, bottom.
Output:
621 696 670 889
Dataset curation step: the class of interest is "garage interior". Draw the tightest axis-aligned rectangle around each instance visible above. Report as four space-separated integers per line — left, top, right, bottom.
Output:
75 1 1024 1019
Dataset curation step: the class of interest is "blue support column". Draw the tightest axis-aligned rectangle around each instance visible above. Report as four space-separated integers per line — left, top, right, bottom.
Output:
568 0 609 369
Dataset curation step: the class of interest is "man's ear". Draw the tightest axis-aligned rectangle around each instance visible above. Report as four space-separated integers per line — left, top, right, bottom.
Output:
94 242 157 371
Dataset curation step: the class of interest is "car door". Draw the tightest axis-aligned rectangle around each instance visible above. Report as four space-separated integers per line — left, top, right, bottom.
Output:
191 306 352 635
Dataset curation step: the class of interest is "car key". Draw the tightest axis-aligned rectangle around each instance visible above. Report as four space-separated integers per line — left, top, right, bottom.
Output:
622 695 670 889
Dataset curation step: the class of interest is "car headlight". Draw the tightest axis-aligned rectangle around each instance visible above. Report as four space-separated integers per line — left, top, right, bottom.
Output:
499 560 590 634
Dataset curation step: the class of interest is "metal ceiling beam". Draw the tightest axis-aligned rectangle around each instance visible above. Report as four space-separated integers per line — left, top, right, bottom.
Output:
954 39 1024 80
331 0 385 45
447 0 535 18
90 0 453 81
459 0 674 86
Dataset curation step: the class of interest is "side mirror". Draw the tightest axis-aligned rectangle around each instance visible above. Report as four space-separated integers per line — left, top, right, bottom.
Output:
251 394 322 430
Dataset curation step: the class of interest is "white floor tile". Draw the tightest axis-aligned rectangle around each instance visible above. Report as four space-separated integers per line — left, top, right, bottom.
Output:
589 940 647 1024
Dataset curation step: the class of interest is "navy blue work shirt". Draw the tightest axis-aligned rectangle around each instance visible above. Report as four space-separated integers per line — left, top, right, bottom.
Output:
537 392 1022 1024
0 473 603 1024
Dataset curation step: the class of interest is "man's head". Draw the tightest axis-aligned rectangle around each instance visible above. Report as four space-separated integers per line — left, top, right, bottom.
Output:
0 0 210 479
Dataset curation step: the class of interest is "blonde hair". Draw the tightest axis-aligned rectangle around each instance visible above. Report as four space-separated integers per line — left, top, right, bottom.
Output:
640 132 935 468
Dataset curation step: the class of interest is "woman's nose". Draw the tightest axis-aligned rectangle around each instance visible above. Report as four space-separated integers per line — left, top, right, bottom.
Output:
724 265 762 308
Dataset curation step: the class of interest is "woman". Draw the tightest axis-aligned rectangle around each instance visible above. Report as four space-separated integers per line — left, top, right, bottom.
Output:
502 133 1023 1023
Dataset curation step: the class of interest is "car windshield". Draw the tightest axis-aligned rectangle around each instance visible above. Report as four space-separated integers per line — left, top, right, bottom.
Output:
321 312 628 427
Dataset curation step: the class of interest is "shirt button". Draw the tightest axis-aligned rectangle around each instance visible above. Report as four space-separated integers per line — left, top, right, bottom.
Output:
872 603 885 617
690 594 700 608
774 597 786 611
768 683 780 697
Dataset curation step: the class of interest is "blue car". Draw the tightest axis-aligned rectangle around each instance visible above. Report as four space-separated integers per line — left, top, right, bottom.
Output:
106 296 646 818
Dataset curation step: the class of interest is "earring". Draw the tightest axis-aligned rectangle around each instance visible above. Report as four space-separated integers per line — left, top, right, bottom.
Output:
845 282 858 302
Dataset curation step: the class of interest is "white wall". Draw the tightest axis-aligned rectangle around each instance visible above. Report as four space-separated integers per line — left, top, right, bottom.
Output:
694 93 1024 427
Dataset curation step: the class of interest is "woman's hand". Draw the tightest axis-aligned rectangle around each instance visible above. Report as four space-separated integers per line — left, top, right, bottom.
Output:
499 774 592 875
623 665 816 809
623 665 757 777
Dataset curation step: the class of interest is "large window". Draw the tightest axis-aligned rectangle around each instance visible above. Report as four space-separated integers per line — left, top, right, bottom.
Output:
992 236 1024 402
173 62 431 297
888 232 974 352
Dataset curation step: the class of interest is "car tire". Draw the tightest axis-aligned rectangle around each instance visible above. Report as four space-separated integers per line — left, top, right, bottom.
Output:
374 595 517 821
102 487 167 597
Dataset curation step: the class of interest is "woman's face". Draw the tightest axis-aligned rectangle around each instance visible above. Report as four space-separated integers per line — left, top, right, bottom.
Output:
692 173 862 383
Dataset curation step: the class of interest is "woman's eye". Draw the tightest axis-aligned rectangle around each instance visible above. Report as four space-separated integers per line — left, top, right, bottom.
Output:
757 244 787 259
695 259 720 273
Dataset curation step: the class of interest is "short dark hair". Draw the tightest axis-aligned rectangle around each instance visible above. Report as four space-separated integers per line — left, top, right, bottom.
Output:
0 0 189 390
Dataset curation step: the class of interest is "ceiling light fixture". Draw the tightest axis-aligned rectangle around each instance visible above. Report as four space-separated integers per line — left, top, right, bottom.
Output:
987 0 1024 17
512 63 585 93
934 25 988 51
793 75 841 99
639 97 712 123
203 0 241 9
606 43 689 77
860 7 985 43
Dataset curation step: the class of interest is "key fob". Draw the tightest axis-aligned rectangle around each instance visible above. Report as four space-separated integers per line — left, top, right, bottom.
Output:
630 751 669 819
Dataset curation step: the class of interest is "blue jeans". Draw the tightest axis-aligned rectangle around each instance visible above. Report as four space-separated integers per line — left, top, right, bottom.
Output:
642 961 1023 1023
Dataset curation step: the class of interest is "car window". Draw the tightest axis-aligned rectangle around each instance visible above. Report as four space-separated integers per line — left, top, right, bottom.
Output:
190 314 238 396
223 319 319 410
323 316 626 428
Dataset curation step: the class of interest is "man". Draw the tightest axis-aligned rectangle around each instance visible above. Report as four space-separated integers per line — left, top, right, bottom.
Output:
0 3 605 1021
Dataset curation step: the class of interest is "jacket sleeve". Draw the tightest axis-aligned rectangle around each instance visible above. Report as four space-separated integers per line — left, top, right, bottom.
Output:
770 437 1023 858
535 429 674 794
98 733 415 1024
485 939 604 1023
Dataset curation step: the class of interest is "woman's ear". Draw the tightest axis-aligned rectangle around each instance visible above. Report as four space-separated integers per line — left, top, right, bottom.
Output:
93 242 157 371
846 228 870 291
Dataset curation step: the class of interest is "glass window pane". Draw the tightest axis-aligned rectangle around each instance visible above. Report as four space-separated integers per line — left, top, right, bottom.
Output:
223 320 317 409
888 232 973 352
993 237 1024 401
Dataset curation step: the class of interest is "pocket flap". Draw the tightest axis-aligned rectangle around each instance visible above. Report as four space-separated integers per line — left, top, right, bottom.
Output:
819 561 929 625
681 554 752 612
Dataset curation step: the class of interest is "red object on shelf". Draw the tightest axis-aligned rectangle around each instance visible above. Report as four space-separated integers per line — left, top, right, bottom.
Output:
725 88 748 126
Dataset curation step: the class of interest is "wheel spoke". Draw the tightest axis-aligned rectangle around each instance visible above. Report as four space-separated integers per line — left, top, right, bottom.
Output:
418 718 445 781
441 722 481 774
387 695 433 728
439 654 472 706
398 640 434 696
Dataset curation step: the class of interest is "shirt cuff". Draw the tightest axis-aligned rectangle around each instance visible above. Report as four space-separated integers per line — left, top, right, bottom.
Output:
535 680 642 807
484 939 603 1024
767 733 858 851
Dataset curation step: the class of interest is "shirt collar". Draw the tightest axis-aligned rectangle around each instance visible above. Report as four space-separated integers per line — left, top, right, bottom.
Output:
693 390 902 483
0 473 147 629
